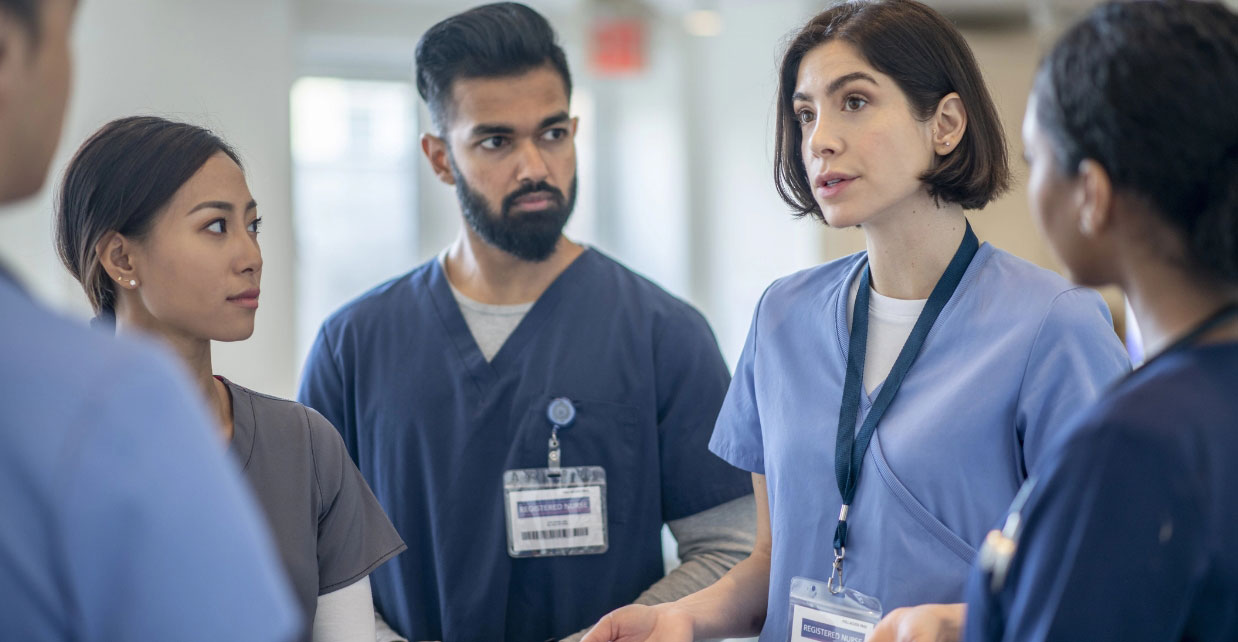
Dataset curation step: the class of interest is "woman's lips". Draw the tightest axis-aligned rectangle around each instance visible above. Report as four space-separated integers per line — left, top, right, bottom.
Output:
816 176 856 199
228 289 260 309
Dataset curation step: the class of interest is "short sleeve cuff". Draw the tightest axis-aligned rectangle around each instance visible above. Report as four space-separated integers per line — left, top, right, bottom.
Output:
709 433 765 475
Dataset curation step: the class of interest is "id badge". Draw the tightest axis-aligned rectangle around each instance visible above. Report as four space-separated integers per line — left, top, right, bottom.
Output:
788 576 882 642
503 465 608 557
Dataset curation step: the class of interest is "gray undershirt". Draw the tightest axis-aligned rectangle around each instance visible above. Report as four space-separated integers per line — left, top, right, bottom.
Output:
441 254 534 362
447 283 532 362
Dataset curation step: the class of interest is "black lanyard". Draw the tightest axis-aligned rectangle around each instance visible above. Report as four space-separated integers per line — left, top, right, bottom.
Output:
827 221 979 592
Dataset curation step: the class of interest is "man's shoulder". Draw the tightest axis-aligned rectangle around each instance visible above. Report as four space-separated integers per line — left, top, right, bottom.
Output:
581 248 707 323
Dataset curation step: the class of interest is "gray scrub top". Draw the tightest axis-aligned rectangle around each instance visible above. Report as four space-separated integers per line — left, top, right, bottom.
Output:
223 377 406 638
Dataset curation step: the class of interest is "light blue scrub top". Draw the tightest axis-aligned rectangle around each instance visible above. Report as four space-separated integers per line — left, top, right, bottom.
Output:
708 243 1130 641
0 269 299 642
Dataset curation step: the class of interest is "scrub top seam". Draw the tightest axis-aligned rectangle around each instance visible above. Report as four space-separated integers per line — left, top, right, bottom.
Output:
318 540 408 596
487 248 592 370
424 266 490 397
1010 286 1090 475
869 430 978 565
317 326 346 400
302 403 326 513
223 378 258 473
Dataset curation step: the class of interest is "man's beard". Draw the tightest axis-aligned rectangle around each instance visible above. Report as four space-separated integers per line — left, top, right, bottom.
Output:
452 160 577 263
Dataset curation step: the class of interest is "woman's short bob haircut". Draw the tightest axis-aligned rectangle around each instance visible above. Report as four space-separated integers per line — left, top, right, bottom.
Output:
774 0 1010 221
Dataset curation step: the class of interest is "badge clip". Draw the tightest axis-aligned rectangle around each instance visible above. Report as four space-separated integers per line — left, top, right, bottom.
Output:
827 547 846 594
545 397 575 476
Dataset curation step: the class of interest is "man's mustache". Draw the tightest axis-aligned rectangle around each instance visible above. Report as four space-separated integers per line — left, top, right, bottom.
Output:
502 181 565 213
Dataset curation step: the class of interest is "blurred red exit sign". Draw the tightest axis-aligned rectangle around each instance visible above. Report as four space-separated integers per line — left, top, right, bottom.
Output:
590 18 646 74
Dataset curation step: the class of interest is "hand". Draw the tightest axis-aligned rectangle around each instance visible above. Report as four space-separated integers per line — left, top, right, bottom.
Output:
868 603 966 642
579 603 695 642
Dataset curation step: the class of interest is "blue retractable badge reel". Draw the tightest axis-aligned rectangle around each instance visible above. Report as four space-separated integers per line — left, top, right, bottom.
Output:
546 397 575 473
547 397 576 428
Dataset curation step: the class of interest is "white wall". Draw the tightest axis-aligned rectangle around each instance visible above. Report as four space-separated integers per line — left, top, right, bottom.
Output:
680 0 829 362
0 0 299 396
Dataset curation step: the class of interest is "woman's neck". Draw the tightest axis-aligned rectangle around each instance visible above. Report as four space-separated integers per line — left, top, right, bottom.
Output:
861 201 969 300
1122 260 1238 359
115 304 233 441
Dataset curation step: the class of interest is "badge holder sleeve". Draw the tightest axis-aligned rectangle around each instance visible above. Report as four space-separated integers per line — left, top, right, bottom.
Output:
503 466 609 558
788 576 882 642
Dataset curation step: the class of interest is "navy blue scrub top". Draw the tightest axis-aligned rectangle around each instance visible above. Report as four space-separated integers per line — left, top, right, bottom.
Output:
965 342 1238 642
298 248 751 642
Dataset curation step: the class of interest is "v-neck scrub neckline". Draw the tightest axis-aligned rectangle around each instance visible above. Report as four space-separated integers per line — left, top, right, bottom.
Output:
708 242 1131 641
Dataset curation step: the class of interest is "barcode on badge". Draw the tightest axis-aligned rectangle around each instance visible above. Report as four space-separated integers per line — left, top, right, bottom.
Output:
519 527 590 541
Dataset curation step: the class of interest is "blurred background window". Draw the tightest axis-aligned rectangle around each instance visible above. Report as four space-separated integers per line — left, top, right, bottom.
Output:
291 77 418 360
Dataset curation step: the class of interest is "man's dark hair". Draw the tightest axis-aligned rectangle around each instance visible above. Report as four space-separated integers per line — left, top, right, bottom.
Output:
414 2 572 132
0 0 41 38
773 0 1010 221
1033 0 1238 283
55 116 243 316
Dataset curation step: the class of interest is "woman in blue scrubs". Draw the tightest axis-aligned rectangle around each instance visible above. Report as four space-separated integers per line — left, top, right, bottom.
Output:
54 116 405 642
583 2 1129 640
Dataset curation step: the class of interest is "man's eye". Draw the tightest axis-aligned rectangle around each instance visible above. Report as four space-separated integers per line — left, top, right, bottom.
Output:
480 136 507 150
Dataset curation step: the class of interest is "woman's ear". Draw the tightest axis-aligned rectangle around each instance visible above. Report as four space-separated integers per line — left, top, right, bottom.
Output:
1075 159 1113 238
931 92 967 155
96 231 140 289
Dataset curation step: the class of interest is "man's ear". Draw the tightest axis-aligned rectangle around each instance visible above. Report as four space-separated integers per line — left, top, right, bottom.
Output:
421 133 457 186
1075 159 1113 238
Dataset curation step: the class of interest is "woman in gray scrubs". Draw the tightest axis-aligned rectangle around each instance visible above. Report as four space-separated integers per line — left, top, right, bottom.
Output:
54 115 406 642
